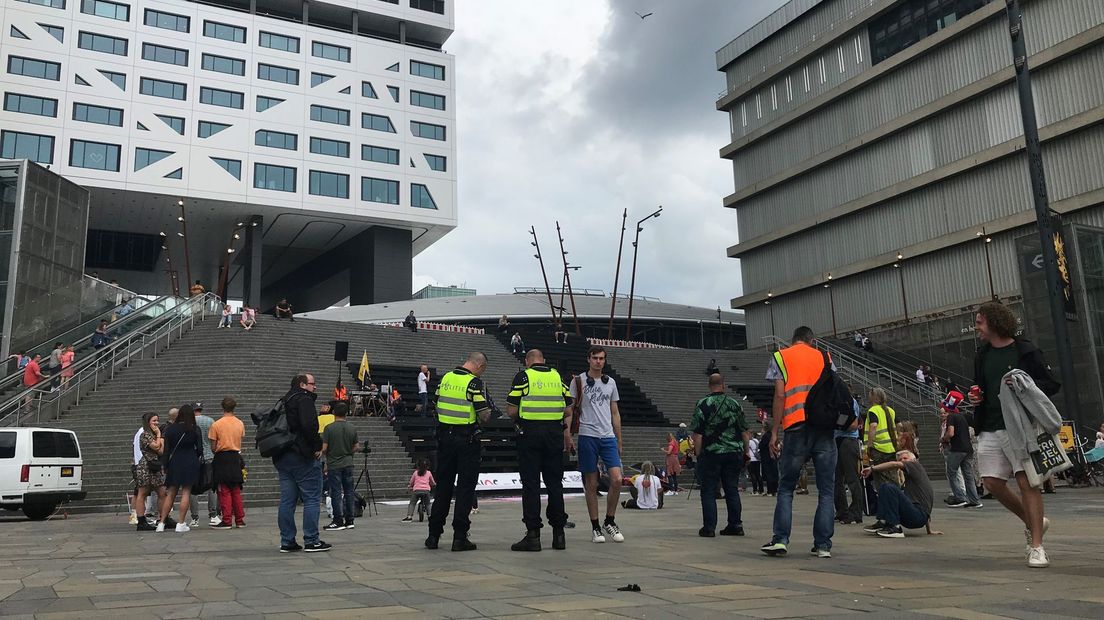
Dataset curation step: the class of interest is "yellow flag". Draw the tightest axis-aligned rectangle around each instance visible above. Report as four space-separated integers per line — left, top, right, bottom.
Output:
358 350 370 384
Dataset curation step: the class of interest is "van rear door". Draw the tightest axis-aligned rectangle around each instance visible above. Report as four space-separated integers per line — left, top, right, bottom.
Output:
30 431 82 493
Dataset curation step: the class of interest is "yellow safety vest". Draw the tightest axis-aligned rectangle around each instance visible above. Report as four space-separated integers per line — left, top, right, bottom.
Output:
519 367 566 421
437 371 477 425
868 404 896 454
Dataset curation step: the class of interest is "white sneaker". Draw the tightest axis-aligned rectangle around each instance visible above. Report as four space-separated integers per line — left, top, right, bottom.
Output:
1024 516 1051 556
591 527 606 543
471 508 479 515
128 514 138 525
155 521 165 533
603 522 625 543
210 516 222 526
175 523 191 533
189 517 199 527
1027 546 1050 568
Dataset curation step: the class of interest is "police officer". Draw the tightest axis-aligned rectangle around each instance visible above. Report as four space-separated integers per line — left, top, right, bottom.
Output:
507 349 573 551
426 352 492 552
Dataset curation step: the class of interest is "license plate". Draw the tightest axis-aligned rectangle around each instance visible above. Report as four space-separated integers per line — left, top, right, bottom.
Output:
61 467 73 477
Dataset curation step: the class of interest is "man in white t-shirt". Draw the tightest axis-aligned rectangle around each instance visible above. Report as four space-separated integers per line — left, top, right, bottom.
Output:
568 345 625 544
417 365 430 415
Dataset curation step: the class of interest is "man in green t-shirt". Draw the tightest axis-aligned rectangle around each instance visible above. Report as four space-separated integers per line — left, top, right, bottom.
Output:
321 402 360 531
690 373 750 538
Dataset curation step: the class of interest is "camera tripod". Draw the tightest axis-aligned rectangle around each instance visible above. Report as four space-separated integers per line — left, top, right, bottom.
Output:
354 448 379 517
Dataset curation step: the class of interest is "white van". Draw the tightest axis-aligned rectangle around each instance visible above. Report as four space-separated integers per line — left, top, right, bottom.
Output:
0 428 85 520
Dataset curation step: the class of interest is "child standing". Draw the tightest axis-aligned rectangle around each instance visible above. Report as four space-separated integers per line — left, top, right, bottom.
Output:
402 459 435 522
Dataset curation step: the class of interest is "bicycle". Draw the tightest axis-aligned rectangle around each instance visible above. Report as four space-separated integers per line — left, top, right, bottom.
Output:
416 492 431 522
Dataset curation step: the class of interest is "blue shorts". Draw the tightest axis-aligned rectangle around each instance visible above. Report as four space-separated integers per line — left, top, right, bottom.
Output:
577 436 622 474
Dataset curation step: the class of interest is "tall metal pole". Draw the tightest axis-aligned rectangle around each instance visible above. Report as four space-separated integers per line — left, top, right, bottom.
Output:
556 222 582 336
894 257 909 323
160 232 180 297
218 224 244 301
625 206 662 341
608 208 627 339
825 283 837 338
766 299 776 338
529 227 559 327
1005 0 1080 419
980 229 996 300
178 200 193 292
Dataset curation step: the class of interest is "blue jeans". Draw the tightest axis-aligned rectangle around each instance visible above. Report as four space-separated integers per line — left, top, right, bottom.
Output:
771 425 837 549
275 452 323 546
944 451 980 504
876 483 928 529
328 465 356 524
697 451 743 531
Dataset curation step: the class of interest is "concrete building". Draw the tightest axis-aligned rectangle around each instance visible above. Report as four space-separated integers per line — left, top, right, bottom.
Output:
412 283 474 299
0 0 457 311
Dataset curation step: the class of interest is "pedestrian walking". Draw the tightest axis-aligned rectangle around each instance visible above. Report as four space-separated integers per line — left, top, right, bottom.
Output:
209 397 246 529
322 402 360 532
747 433 764 495
663 432 682 493
691 373 750 538
274 373 331 553
940 403 982 509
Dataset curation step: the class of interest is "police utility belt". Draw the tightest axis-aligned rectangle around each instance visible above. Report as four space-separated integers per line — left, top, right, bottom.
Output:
516 419 563 434
437 423 480 438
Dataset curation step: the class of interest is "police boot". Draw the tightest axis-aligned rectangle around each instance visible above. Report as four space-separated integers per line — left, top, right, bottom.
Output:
424 534 439 550
552 527 567 550
451 536 477 552
511 529 542 552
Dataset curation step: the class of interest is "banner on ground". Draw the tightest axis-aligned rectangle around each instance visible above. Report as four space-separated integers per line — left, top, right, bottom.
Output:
473 471 583 491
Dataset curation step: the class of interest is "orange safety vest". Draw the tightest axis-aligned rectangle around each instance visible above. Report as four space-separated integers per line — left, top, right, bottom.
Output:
334 386 347 401
772 342 827 431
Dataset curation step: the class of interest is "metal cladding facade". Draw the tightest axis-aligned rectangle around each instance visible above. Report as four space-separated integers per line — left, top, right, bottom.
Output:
717 0 1104 343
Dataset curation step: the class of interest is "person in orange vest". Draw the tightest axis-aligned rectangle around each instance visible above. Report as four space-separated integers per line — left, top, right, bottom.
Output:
761 326 837 558
333 380 348 402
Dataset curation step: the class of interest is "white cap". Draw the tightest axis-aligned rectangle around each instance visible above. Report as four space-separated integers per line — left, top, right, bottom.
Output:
678 423 687 428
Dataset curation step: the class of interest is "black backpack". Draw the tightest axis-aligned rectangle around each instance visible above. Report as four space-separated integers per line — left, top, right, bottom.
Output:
804 351 857 432
251 398 295 458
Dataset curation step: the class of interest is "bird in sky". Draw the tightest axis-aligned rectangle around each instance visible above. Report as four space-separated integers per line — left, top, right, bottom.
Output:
635 11 654 20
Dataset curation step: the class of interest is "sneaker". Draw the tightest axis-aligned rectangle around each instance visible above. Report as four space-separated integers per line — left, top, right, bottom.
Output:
863 520 886 533
304 541 332 553
128 514 139 525
603 522 625 543
451 537 477 552
136 520 156 532
810 546 832 558
760 541 787 556
401 517 413 523
323 522 346 531
344 522 354 529
1024 517 1051 555
174 523 191 533
210 516 223 526
279 541 303 553
189 517 199 527
876 525 905 538
1027 545 1050 568
236 521 246 528
719 525 745 536
698 527 715 537
470 508 479 515
164 517 177 529
943 495 962 505
425 535 439 549
210 522 232 530
965 502 983 509
155 521 165 533
591 527 606 544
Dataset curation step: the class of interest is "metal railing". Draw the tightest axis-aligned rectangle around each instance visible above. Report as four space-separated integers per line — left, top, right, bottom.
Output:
0 294 221 428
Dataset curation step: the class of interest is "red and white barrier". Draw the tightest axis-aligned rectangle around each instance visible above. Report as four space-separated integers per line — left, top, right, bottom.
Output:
586 338 676 350
376 321 485 335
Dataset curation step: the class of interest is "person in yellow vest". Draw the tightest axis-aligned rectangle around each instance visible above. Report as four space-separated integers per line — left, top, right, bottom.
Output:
761 326 837 558
425 352 493 552
866 388 899 491
506 349 573 552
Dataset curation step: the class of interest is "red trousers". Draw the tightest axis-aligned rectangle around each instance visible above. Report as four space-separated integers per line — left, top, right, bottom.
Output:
218 484 245 525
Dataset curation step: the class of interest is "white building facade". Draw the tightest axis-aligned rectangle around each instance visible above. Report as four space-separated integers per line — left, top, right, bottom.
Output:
0 0 457 309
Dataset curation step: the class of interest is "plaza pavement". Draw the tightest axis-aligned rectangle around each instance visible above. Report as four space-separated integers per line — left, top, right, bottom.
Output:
2 484 1104 619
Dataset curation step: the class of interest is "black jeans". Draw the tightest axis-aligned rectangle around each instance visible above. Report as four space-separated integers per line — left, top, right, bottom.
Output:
428 427 481 538
761 454 779 494
834 437 863 522
517 423 567 530
697 451 743 531
748 461 763 494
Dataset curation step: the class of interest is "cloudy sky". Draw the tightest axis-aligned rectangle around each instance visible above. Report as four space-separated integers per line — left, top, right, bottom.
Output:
411 0 788 309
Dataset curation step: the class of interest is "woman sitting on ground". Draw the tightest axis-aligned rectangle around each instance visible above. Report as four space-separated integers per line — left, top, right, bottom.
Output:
622 462 663 510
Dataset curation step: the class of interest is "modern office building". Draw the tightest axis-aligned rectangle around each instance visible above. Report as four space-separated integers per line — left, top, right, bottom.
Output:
0 0 456 311
412 283 474 299
716 0 1104 425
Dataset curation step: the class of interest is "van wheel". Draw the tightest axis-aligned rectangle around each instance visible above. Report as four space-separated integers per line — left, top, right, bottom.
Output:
22 503 56 521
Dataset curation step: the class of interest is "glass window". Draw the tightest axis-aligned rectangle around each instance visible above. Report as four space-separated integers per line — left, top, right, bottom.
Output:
99 69 125 90
254 163 296 192
258 63 299 85
0 130 54 164
164 167 182 179
144 9 189 33
362 145 399 165
362 177 399 204
140 77 187 100
77 31 128 56
410 0 445 14
0 432 14 459
362 113 395 133
70 139 120 171
310 105 349 126
362 81 378 98
255 130 297 151
309 170 349 198
410 60 445 80
211 157 241 179
134 147 172 171
200 87 243 109
3 93 58 118
39 23 64 42
256 95 284 112
73 102 123 126
386 62 399 72
156 114 184 135
198 121 231 138
424 153 446 171
869 0 989 65
204 20 245 43
311 72 333 87
81 0 129 21
142 43 188 66
260 31 299 53
32 432 79 458
202 53 245 76
312 41 350 62
387 85 400 102
411 183 437 209
410 120 446 141
8 56 61 81
11 26 29 39
410 90 445 110
310 137 349 158
16 0 66 8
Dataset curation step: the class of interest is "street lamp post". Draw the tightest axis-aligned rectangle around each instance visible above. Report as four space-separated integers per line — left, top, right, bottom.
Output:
765 292 776 338
625 206 663 341
608 208 628 339
978 228 997 300
825 275 837 337
159 232 180 297
217 222 246 301
178 200 193 292
894 253 909 323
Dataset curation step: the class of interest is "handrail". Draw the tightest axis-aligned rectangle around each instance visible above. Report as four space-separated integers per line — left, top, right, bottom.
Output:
17 295 162 359
840 336 973 390
0 293 221 427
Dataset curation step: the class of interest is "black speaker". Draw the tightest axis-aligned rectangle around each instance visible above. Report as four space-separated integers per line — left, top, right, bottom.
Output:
334 340 349 362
